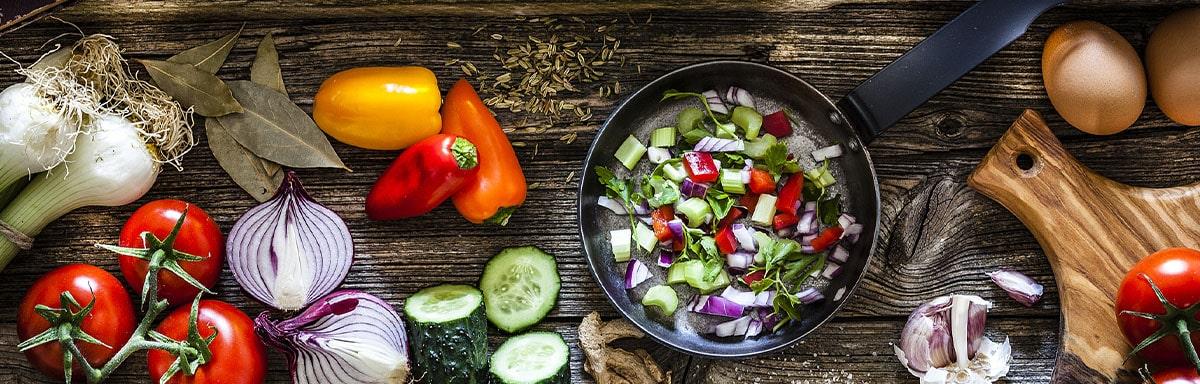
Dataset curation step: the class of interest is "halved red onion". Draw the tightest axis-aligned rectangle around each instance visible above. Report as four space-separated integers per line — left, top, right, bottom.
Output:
726 251 754 270
691 295 745 318
711 315 753 337
985 269 1043 307
812 144 844 162
821 262 843 279
796 211 817 235
795 287 825 304
657 250 675 268
228 172 353 311
256 290 409 384
731 223 756 251
723 86 755 109
624 259 652 289
719 286 757 307
597 196 627 215
693 137 744 152
680 178 709 198
703 90 728 114
828 245 850 263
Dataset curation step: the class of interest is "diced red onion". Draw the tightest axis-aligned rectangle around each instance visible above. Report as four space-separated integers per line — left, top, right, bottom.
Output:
657 250 675 268
740 168 751 184
227 172 354 311
796 211 817 235
680 178 709 198
751 291 775 307
646 147 671 164
723 86 755 109
597 196 627 215
844 223 864 243
667 219 686 243
828 245 850 263
821 262 843 279
986 269 1043 307
776 227 794 238
687 295 706 312
624 259 652 289
633 201 651 215
255 290 409 384
726 251 754 270
800 234 817 245
637 215 653 225
801 245 815 254
693 137 744 152
703 90 728 114
804 201 817 212
837 213 856 229
691 295 746 318
795 287 825 304
833 287 847 302
719 286 757 307
745 319 763 338
812 144 844 162
731 224 756 251
711 315 753 337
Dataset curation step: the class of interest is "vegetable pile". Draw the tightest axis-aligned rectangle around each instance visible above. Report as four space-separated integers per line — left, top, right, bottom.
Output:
594 86 862 337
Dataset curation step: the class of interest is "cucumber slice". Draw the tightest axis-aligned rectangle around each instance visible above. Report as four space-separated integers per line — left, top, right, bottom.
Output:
489 332 570 384
642 285 679 314
405 284 487 384
480 246 561 333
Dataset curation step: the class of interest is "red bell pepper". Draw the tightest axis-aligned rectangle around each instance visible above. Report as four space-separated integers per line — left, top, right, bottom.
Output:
739 193 760 216
748 169 776 194
810 226 844 252
762 110 792 137
773 213 798 231
717 207 745 229
776 174 803 216
715 226 738 255
365 134 480 220
682 152 719 184
743 270 765 285
651 206 675 241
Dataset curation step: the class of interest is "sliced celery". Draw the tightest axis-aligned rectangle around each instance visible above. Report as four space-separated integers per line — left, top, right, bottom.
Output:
614 135 647 170
742 134 777 159
683 128 712 145
676 107 704 132
662 162 687 183
610 228 632 262
685 265 730 293
650 127 677 148
641 285 679 314
634 222 658 252
715 122 737 139
667 260 701 285
751 194 778 226
731 106 763 140
720 170 746 194
676 197 711 228
805 166 837 188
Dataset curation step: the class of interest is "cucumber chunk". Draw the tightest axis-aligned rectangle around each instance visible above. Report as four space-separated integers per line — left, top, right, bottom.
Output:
405 284 487 384
480 246 561 333
489 332 570 384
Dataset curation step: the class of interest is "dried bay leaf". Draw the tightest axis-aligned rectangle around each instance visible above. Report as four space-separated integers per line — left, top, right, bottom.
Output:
168 27 242 74
218 80 348 170
251 32 288 97
140 59 243 117
206 117 283 201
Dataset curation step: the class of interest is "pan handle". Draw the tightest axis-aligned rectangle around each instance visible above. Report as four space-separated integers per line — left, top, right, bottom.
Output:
836 0 1066 143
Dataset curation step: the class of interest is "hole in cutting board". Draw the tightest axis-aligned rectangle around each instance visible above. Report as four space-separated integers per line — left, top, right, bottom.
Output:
1015 152 1036 172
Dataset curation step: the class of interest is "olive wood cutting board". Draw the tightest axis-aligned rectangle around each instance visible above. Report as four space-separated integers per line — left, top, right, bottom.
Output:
969 109 1194 383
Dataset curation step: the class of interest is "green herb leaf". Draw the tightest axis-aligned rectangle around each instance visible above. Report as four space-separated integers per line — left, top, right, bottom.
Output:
139 59 244 117
705 189 735 225
819 194 842 226
595 166 640 230
761 142 801 177
644 176 680 207
168 27 242 74
217 80 347 169
251 32 288 97
205 117 283 201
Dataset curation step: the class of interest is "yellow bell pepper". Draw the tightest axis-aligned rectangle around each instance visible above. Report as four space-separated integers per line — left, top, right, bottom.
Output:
313 67 441 150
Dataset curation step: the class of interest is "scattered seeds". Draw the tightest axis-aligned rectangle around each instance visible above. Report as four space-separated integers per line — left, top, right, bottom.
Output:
447 42 462 48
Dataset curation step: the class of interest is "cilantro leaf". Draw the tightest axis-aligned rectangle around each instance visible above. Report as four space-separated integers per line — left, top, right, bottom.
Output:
818 194 842 226
761 142 801 177
705 189 735 227
594 166 640 229
644 176 680 207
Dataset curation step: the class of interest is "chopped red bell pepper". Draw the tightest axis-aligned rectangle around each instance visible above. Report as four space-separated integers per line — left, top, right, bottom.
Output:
682 152 719 184
717 207 745 229
810 226 844 252
748 169 776 194
739 193 759 209
715 226 738 255
743 270 766 285
776 174 803 216
651 206 675 241
773 213 798 231
762 110 792 137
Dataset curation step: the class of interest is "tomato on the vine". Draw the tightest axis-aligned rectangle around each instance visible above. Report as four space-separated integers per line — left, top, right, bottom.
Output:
1115 247 1200 368
118 199 223 307
1153 367 1200 384
17 264 136 380
148 300 266 384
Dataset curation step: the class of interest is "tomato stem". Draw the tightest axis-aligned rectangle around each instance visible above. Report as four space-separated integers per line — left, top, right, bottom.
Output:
1177 318 1200 373
96 205 213 310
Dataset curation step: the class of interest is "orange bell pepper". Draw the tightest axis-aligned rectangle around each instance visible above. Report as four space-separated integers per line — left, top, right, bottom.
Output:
441 79 527 225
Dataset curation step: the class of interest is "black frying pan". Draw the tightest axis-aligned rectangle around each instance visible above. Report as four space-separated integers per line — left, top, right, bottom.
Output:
579 0 1066 358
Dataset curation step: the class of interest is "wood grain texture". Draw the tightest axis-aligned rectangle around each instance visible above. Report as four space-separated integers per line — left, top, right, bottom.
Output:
0 0 1197 382
969 110 1200 383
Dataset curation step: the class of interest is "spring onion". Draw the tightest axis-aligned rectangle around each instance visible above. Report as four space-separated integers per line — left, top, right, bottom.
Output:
750 194 778 226
676 197 711 228
256 290 410 384
0 83 78 193
610 228 632 262
614 135 647 170
731 106 763 140
720 170 746 194
227 172 354 311
634 222 658 252
650 126 676 147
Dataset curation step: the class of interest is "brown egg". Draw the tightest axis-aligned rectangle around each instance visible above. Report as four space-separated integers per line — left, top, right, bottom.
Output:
1147 8 1200 126
1042 21 1146 135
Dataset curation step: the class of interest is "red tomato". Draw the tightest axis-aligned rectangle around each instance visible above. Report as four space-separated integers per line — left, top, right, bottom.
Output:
810 226 844 252
1115 247 1200 367
650 206 675 241
17 264 136 380
747 169 776 194
119 200 223 307
148 300 266 384
1154 367 1200 384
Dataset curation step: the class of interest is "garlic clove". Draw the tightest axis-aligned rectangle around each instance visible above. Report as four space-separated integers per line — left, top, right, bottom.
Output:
896 295 1008 383
986 269 1044 307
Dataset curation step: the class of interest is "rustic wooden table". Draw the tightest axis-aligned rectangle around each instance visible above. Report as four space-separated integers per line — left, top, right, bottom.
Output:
0 1 1197 382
